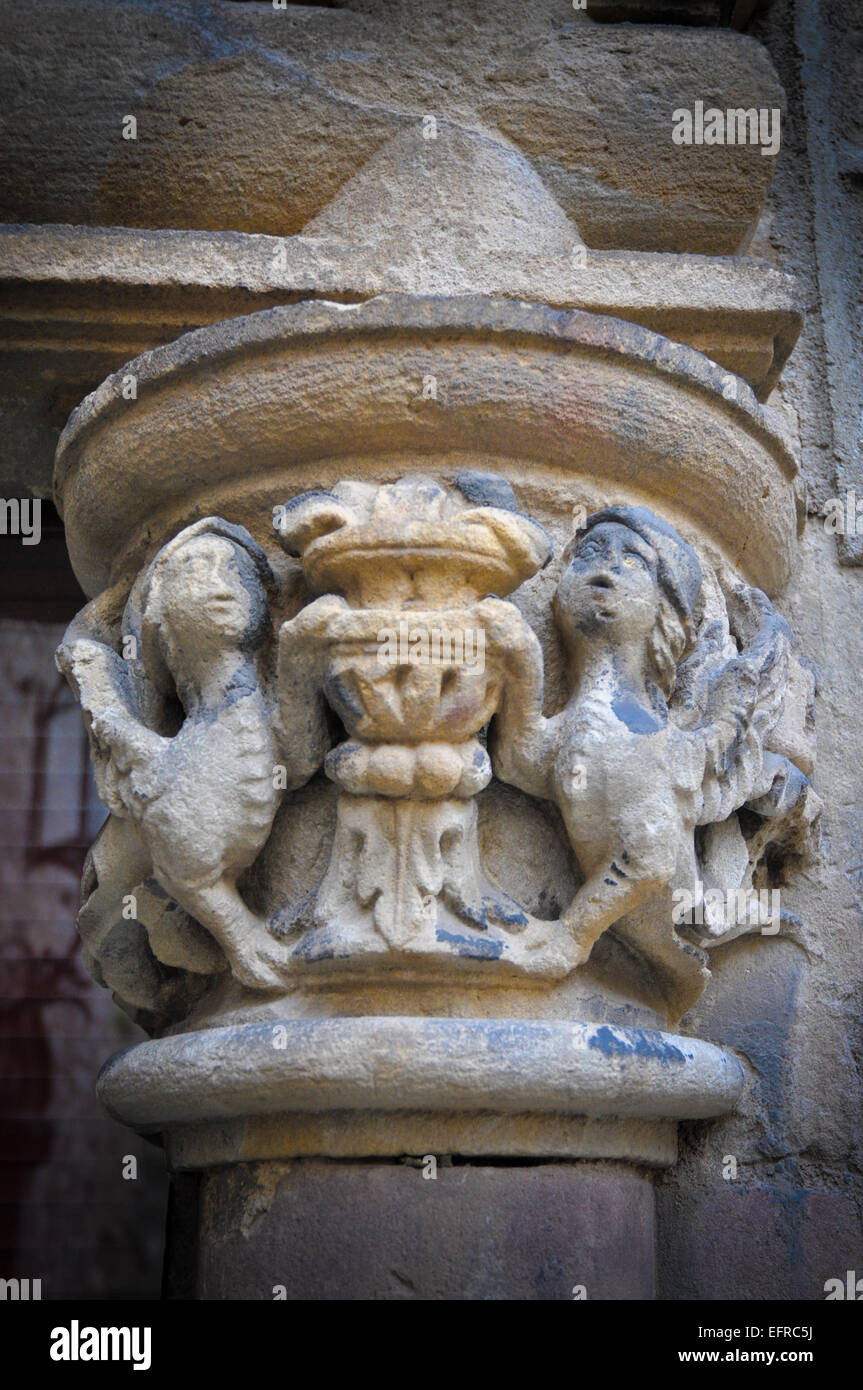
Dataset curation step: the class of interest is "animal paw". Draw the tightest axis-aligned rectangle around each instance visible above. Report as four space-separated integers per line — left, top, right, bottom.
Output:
506 916 594 976
227 940 292 993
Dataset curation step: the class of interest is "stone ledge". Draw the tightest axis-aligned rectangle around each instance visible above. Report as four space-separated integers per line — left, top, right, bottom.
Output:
0 224 802 405
51 293 801 598
0 5 784 254
168 1112 679 1169
97 1016 745 1165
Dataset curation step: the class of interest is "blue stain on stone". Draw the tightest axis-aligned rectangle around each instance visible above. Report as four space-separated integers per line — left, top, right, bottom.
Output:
291 930 351 963
443 890 528 931
436 928 505 959
588 1025 686 1063
484 1021 537 1052
483 896 529 928
611 693 663 734
454 470 520 513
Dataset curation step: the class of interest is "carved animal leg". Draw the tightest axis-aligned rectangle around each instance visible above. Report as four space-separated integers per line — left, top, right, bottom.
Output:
77 819 153 978
559 859 667 968
166 878 289 991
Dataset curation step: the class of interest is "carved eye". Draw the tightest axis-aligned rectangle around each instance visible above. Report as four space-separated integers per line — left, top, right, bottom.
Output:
623 550 649 571
577 540 599 560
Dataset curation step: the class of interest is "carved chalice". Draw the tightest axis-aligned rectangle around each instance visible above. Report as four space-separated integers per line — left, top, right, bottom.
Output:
274 474 551 965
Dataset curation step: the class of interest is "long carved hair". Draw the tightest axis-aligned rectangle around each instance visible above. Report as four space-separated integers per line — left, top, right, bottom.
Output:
648 594 691 699
560 506 702 702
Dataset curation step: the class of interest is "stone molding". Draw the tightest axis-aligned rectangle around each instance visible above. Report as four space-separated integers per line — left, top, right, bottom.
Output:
97 1017 745 1166
0 225 802 419
54 294 800 598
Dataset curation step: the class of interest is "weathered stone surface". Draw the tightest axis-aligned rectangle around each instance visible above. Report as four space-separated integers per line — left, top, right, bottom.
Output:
57 516 326 1000
0 224 803 447
657 1179 863 1300
169 1113 679 1170
491 504 819 1015
0 0 784 254
53 295 800 600
96 1017 744 1158
792 0 863 565
6 0 859 1308
54 382 816 1052
589 0 776 22
192 1159 656 1301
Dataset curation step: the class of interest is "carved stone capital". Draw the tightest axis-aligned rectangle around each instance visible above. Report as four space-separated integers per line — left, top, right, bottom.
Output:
54 294 818 1164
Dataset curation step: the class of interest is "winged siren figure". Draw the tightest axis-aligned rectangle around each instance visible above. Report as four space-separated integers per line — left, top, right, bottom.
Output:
57 517 328 994
488 506 815 989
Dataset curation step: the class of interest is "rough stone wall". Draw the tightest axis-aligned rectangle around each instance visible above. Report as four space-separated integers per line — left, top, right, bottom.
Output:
657 0 863 1299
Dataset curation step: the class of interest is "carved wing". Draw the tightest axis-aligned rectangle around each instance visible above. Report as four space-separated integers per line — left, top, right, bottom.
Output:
689 586 790 825
56 634 170 817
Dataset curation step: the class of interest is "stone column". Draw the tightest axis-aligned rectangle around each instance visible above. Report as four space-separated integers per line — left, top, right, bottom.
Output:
4 0 813 1301
53 287 817 1298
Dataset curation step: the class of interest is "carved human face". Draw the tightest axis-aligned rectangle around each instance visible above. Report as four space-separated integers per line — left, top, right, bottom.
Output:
157 535 264 652
555 522 662 646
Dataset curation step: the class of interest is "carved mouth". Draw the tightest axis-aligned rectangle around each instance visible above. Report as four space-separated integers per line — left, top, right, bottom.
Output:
206 595 241 620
